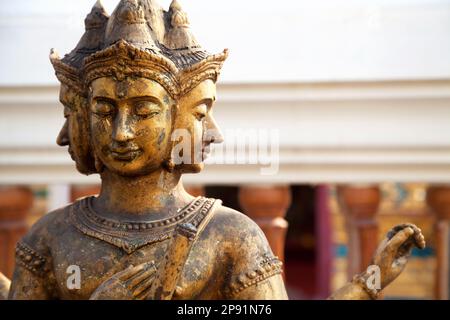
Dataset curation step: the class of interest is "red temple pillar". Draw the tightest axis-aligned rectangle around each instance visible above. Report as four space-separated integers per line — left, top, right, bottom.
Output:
426 185 450 300
0 186 33 278
238 185 291 264
337 185 381 279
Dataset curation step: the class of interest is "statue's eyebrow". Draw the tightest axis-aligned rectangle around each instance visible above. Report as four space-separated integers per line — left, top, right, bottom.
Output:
194 98 214 109
92 95 116 103
128 95 162 105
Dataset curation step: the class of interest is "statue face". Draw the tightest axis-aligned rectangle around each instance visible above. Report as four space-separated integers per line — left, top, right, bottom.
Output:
174 79 224 173
56 84 95 174
89 77 173 176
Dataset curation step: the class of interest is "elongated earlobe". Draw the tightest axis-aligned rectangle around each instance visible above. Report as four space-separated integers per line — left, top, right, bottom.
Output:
94 153 104 173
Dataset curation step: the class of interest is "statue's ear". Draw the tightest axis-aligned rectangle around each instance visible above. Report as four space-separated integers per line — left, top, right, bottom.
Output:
94 152 104 173
162 102 180 174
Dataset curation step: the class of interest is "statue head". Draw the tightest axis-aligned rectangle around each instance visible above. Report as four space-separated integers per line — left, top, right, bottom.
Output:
50 0 109 175
87 74 176 177
83 0 179 177
165 0 228 173
51 0 228 178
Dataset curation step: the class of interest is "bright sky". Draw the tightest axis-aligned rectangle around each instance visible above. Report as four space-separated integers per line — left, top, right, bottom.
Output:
0 0 449 85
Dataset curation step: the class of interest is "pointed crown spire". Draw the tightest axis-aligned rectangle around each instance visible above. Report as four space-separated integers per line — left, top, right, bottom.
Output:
50 1 110 95
51 0 228 97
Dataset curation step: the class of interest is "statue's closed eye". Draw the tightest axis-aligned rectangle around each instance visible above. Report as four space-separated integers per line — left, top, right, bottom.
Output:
134 101 161 119
93 100 114 116
192 104 207 121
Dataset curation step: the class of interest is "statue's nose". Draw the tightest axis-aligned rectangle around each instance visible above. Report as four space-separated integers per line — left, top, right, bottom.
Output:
56 120 69 146
112 109 135 142
205 116 224 144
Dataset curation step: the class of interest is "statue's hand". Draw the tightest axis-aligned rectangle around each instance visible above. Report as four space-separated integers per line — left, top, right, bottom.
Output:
89 261 156 300
371 223 426 290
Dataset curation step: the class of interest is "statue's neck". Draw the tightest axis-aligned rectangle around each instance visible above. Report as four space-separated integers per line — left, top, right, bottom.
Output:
92 168 194 219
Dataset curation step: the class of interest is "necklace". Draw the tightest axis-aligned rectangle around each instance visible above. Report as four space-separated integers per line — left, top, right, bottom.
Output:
70 196 218 254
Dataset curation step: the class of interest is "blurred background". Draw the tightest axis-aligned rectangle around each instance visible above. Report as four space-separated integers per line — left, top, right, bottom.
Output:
1 0 450 299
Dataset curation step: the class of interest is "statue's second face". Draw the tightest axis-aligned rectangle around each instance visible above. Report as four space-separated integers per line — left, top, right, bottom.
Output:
56 84 94 174
175 79 224 173
89 77 173 176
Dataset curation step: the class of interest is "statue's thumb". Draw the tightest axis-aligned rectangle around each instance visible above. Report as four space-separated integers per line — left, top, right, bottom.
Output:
386 227 414 253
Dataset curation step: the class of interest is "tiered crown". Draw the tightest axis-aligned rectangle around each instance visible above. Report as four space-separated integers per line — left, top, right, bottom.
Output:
50 0 109 95
51 0 228 98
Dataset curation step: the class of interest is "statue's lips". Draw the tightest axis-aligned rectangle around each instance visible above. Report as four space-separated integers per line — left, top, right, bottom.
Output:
110 148 142 161
68 146 75 161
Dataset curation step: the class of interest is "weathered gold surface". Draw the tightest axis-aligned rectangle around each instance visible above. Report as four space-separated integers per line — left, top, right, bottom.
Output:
5 0 425 300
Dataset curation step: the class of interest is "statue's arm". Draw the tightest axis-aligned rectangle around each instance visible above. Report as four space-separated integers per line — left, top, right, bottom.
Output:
327 281 371 300
328 223 426 300
216 208 289 300
229 274 288 300
9 265 54 300
8 217 57 300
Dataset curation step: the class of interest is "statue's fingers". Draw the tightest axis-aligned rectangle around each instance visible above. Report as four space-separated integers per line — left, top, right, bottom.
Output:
113 264 134 281
413 227 426 249
132 275 156 299
396 239 415 258
387 225 406 240
399 223 426 249
128 263 157 289
387 223 416 240
401 224 425 249
134 281 155 300
117 263 147 281
386 227 414 253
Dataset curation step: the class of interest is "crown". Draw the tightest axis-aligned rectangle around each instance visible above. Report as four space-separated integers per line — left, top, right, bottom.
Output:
104 0 164 52
140 0 166 43
161 0 229 95
49 49 83 94
61 0 229 98
164 0 198 50
84 39 179 98
85 0 180 97
50 0 109 95
178 49 229 95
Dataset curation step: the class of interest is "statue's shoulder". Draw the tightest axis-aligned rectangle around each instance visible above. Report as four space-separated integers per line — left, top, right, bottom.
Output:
15 202 75 277
21 203 74 245
207 204 275 258
208 204 268 245
204 203 284 297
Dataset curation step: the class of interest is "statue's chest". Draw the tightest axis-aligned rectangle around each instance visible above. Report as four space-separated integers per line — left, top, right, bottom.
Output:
50 197 218 299
50 231 214 300
51 235 169 299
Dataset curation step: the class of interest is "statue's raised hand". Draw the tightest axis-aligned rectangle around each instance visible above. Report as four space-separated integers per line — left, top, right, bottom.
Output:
89 261 156 300
370 223 426 290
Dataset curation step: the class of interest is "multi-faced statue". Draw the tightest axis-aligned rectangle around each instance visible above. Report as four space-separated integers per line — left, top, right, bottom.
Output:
5 0 425 301
50 1 109 175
